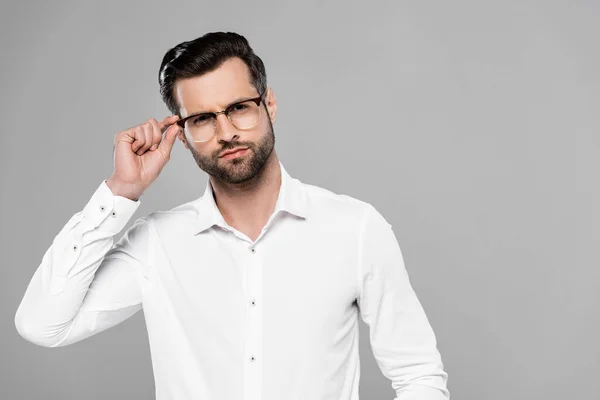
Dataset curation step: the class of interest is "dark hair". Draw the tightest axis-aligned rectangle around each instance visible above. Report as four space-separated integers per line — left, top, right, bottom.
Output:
158 32 268 116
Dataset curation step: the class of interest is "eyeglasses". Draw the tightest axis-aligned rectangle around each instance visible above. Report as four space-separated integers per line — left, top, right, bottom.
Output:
175 93 265 143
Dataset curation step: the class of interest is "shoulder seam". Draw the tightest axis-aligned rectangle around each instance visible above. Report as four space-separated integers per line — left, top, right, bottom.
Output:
356 203 375 303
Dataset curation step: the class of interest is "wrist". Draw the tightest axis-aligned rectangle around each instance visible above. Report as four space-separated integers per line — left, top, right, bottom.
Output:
105 179 140 202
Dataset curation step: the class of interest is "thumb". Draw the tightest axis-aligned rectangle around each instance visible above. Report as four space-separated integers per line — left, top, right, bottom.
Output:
157 123 181 160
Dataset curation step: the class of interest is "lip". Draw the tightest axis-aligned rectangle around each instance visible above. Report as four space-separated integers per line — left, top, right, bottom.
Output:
220 147 249 158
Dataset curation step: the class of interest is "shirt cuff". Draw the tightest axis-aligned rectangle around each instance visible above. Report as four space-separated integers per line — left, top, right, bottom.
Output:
80 180 141 236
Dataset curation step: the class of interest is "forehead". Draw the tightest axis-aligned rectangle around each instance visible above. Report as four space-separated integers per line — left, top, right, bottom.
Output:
174 57 258 117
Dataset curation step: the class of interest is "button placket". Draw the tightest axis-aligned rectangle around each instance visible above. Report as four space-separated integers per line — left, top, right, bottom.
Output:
243 242 263 398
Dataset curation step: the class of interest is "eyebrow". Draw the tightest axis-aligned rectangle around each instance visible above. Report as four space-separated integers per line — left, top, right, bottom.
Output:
188 95 258 116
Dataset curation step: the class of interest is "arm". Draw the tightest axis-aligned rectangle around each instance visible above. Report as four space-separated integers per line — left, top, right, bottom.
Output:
14 179 148 347
357 204 449 400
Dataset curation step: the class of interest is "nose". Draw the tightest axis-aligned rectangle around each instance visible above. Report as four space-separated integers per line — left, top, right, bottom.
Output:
214 113 238 142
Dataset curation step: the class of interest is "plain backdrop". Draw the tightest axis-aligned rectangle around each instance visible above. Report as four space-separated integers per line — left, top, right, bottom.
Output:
1 1 598 399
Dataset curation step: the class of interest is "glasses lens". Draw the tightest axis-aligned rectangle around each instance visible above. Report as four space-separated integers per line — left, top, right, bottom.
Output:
183 99 261 142
184 114 215 142
228 100 261 130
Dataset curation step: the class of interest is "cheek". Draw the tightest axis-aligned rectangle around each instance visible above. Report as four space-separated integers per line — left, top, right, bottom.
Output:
256 120 272 137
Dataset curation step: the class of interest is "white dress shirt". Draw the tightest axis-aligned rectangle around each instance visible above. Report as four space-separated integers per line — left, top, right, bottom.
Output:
15 161 449 400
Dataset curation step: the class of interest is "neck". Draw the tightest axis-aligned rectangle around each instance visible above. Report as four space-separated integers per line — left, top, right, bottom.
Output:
209 152 281 230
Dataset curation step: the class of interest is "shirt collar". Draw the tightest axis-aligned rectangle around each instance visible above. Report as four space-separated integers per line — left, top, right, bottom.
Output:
191 161 309 235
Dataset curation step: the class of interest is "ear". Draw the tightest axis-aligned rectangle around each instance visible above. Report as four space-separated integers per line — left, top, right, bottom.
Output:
264 87 277 124
177 129 190 150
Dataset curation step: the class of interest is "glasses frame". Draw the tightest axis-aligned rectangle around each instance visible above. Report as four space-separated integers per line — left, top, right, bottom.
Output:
175 92 265 143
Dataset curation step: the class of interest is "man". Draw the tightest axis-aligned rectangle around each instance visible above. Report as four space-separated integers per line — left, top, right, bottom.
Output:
15 32 449 400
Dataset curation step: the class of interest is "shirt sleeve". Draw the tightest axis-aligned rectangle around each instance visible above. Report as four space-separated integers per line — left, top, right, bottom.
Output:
14 180 148 347
357 204 450 400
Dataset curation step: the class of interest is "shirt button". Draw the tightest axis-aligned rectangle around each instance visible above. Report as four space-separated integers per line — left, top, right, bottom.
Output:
72 244 78 251
99 205 105 212
111 211 117 218
250 355 256 362
250 247 256 253
250 299 256 307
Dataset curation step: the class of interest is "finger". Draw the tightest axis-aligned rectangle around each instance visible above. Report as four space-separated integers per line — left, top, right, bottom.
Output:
130 127 145 153
137 122 154 155
157 122 181 160
158 114 180 133
148 118 163 151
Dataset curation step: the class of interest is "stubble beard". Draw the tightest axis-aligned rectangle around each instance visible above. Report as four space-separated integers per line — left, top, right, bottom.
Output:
188 119 276 185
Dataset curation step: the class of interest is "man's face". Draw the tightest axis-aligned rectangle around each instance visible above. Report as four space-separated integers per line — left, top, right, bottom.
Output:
174 57 277 185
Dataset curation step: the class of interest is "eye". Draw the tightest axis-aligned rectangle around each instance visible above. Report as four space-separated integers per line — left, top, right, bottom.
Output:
229 103 250 114
191 114 212 125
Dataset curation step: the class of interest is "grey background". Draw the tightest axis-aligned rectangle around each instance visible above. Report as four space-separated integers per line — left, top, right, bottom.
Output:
1 1 597 399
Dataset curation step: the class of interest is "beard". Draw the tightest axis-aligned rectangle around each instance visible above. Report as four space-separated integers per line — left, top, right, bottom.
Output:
187 116 275 185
